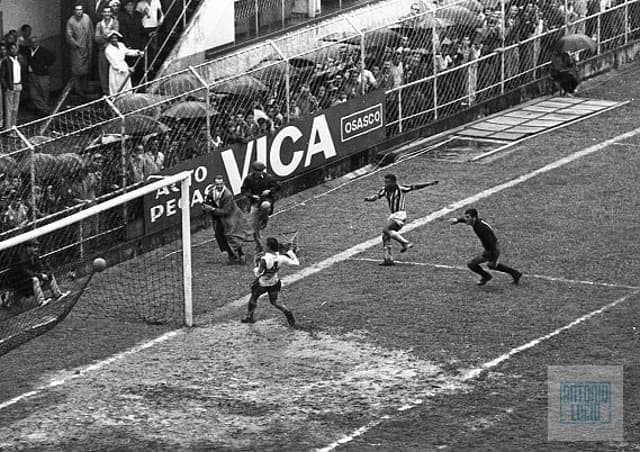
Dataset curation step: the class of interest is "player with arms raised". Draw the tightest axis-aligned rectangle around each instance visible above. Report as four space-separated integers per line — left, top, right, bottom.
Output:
365 173 438 266
241 237 298 326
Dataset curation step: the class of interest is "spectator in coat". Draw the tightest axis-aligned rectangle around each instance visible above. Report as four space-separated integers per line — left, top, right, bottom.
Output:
0 43 23 130
65 4 94 98
104 30 143 95
202 175 252 264
25 36 56 116
549 49 579 95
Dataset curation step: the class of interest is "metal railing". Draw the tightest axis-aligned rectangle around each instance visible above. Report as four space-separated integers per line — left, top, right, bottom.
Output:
0 0 637 258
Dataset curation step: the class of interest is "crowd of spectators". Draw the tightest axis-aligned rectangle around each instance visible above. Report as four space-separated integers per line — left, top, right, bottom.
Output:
0 0 635 236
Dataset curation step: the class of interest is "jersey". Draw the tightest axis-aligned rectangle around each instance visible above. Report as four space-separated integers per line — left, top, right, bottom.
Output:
377 184 414 214
253 250 300 287
455 217 499 252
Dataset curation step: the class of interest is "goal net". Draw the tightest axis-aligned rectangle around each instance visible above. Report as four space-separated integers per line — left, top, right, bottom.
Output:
0 171 193 357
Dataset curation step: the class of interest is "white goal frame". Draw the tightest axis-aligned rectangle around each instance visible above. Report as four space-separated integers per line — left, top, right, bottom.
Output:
0 171 194 326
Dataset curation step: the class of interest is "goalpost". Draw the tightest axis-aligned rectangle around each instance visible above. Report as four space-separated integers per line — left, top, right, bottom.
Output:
0 171 193 356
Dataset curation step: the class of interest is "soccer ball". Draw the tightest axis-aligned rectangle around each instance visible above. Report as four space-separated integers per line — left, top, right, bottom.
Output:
92 258 107 272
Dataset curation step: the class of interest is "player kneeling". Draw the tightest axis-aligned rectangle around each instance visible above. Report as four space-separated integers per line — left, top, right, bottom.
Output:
241 237 298 326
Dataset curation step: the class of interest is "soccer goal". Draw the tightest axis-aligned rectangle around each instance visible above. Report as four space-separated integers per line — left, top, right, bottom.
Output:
0 171 193 357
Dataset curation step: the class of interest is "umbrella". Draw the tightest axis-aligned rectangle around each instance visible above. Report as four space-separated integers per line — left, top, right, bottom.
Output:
320 31 360 43
556 34 597 52
290 45 345 69
113 93 170 114
150 72 206 96
19 152 59 180
57 153 85 175
212 75 268 98
436 6 480 28
101 114 170 136
342 28 406 50
248 58 289 84
161 101 218 119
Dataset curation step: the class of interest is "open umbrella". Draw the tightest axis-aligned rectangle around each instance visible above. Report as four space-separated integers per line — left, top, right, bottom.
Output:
101 114 170 136
113 93 170 114
436 5 480 28
342 27 406 50
150 72 206 96
556 34 597 52
57 153 85 176
212 75 268 98
290 45 345 69
248 58 289 85
18 152 59 180
161 101 218 119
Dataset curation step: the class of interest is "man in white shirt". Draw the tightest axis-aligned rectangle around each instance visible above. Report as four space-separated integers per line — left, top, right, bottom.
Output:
136 0 164 60
241 237 299 326
0 43 22 130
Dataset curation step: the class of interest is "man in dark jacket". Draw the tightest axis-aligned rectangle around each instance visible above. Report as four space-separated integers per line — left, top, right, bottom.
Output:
0 42 23 130
241 161 281 253
25 36 56 115
8 240 64 306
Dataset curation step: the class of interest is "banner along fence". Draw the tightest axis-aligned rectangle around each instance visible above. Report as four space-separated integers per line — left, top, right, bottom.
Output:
0 0 637 254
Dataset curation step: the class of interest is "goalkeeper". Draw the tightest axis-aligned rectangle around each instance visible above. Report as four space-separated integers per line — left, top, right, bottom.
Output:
241 237 298 326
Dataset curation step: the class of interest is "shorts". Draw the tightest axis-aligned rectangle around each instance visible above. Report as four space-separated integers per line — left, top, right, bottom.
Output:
481 249 500 266
251 279 282 298
388 211 407 228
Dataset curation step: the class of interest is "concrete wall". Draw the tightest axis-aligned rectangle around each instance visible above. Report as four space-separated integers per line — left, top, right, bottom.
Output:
1 0 64 90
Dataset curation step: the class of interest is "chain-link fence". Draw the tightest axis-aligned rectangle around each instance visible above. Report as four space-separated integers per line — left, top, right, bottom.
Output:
0 0 636 243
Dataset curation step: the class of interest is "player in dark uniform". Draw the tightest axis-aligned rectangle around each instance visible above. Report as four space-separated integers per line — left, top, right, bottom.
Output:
241 237 298 326
450 208 522 286
365 173 438 266
241 161 282 253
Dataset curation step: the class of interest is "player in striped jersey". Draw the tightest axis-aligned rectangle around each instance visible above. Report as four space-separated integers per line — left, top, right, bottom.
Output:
449 208 522 286
241 237 299 326
365 173 439 266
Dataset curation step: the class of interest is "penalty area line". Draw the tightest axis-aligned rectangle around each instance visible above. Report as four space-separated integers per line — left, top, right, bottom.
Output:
351 258 640 290
3 124 640 413
317 288 640 452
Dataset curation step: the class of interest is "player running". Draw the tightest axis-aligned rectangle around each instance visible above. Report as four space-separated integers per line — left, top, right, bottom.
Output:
365 173 439 266
449 208 522 286
241 237 299 326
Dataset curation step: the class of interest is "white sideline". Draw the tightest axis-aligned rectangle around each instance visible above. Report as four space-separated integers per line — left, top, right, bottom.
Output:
351 258 640 290
316 289 640 452
2 125 640 414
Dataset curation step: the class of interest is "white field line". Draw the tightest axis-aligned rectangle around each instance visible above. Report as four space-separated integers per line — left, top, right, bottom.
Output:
3 124 640 413
351 258 640 290
316 288 640 452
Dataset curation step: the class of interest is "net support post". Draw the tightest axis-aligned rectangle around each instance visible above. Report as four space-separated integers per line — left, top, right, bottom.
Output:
13 127 37 227
188 66 211 154
180 174 193 327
